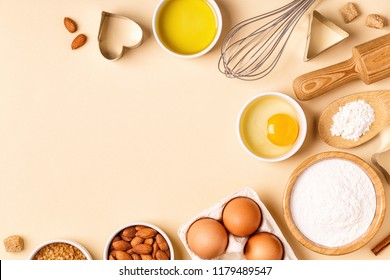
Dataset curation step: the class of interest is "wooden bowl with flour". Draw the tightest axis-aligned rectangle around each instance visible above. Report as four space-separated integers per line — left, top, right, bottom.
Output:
283 151 385 255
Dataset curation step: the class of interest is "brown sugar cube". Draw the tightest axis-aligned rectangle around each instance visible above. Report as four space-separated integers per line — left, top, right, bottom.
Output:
340 2 359 23
3 235 24 252
366 14 386 29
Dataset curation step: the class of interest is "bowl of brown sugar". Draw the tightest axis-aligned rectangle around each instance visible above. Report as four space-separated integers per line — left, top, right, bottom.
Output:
29 239 92 260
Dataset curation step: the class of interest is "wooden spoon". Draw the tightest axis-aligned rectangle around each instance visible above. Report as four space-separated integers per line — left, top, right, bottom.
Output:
318 90 390 148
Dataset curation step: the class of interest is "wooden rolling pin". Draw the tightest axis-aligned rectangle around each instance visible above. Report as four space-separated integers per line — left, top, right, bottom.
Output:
294 33 390 101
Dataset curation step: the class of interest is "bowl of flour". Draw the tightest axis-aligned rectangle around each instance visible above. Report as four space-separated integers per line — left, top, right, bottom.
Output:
283 151 385 255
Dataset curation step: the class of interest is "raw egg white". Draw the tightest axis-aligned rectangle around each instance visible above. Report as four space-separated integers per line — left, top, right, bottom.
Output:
186 218 228 259
244 232 284 260
239 95 300 158
222 197 262 237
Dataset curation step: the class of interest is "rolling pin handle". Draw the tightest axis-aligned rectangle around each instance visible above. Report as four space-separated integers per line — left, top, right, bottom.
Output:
293 57 361 101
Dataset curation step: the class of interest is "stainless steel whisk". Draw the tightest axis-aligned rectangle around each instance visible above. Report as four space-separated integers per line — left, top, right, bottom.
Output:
219 0 317 81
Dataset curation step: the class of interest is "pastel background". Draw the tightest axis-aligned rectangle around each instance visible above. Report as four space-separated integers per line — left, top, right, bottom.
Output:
1 0 390 260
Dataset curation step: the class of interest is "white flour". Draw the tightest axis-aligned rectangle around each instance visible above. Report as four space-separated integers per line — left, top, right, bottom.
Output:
290 158 376 247
330 100 375 141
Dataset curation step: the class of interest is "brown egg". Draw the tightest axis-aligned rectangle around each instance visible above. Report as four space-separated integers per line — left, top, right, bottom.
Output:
222 197 262 236
186 218 228 259
244 232 284 260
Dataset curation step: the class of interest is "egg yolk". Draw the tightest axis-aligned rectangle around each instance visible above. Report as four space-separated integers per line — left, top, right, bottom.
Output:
267 113 299 146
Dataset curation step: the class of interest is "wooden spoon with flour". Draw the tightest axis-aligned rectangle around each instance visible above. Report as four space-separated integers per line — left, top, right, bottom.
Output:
318 90 390 148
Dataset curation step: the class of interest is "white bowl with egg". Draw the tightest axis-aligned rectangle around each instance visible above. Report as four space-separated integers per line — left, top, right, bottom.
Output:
237 92 307 162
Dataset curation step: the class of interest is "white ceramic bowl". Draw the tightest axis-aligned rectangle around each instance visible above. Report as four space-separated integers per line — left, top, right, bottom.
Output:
152 0 222 58
237 92 307 162
29 239 92 260
104 222 174 260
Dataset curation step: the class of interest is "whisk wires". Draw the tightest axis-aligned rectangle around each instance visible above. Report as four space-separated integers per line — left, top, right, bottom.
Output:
219 0 316 80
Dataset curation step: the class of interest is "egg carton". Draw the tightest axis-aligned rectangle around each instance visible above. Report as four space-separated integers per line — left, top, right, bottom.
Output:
178 187 297 260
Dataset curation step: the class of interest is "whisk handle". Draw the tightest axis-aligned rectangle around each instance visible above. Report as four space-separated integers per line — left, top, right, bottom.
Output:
293 57 361 101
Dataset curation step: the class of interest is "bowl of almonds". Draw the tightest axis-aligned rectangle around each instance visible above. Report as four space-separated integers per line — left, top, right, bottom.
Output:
104 222 174 260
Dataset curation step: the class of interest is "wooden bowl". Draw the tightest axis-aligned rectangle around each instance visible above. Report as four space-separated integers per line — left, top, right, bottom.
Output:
283 151 386 255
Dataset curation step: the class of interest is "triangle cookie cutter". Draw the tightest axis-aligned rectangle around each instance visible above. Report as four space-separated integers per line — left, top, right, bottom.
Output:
304 10 349 61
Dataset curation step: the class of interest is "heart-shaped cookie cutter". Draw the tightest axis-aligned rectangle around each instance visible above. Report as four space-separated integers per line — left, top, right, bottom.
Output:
98 11 143 61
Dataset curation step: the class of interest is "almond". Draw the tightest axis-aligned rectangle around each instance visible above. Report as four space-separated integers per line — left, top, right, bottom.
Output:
141 254 153 260
156 234 169 251
155 250 169 260
152 241 159 259
112 240 131 251
122 227 136 238
116 251 133 260
120 234 132 242
109 254 116 260
132 244 152 255
64 17 77 33
71 34 87 50
110 236 121 250
135 225 147 231
109 250 118 258
130 236 144 248
136 228 157 239
131 253 141 260
126 248 134 254
144 238 154 245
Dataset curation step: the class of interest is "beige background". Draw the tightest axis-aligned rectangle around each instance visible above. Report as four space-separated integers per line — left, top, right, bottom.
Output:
1 0 390 260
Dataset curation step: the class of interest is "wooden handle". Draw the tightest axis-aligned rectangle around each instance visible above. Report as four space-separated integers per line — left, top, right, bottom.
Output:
293 57 361 101
372 234 390 256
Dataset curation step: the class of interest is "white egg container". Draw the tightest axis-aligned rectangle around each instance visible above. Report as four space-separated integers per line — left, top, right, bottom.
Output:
178 187 297 260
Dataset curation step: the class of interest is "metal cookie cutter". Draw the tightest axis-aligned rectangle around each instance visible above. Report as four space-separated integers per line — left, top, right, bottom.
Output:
372 127 390 184
98 11 143 61
304 10 349 61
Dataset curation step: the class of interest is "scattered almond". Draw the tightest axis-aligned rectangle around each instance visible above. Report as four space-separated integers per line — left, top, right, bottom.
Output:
64 17 77 33
71 34 87 50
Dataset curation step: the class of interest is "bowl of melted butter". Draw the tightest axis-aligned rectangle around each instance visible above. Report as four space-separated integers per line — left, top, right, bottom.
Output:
238 92 307 162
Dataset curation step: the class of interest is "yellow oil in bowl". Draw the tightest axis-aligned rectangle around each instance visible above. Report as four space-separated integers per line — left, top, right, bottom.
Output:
155 0 218 55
